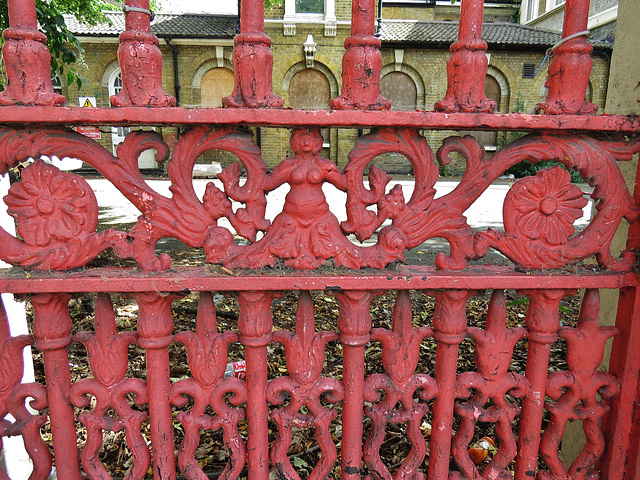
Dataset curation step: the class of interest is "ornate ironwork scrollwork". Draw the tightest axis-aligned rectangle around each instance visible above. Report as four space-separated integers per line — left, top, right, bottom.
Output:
0 126 638 272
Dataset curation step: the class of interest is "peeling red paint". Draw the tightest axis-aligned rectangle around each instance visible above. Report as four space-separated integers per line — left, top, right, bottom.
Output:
0 0 639 479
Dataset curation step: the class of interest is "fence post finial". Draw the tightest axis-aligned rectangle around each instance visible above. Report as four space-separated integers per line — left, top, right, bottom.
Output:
111 0 176 107
0 0 66 106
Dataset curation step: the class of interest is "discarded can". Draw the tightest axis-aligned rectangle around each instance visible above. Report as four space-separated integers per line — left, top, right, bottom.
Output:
468 436 496 464
224 360 247 380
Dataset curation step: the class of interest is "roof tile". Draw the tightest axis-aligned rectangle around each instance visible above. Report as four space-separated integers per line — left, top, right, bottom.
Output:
64 11 236 38
378 20 612 49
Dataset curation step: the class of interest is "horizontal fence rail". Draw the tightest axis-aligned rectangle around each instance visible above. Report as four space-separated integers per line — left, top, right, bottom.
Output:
0 108 639 132
0 0 639 478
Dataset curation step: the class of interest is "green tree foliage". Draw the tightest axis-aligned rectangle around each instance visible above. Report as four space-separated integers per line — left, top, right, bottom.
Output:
0 0 157 90
264 0 285 9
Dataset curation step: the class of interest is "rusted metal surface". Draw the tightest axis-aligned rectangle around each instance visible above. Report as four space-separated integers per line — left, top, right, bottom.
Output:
1 107 640 131
0 127 637 272
0 0 639 479
331 0 390 110
224 0 283 108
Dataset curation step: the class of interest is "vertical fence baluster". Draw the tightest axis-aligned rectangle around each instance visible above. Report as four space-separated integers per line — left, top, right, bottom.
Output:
268 291 342 479
428 290 473 480
136 293 179 480
111 0 175 107
172 291 247 479
31 294 82 480
336 290 377 480
224 0 283 108
536 0 596 114
0 0 65 106
330 0 390 110
514 289 569 480
238 291 276 480
435 0 494 113
71 293 150 480
0 296 51 480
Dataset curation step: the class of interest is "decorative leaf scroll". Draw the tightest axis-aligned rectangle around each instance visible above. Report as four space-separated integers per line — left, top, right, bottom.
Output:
267 292 343 480
363 291 436 480
0 297 50 480
452 290 529 480
0 126 638 271
71 294 150 480
473 135 640 269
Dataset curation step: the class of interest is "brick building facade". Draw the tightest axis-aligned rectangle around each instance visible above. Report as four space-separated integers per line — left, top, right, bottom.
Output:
61 0 614 174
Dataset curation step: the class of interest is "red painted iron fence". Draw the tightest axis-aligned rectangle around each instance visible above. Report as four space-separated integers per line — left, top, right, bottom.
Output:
0 0 639 479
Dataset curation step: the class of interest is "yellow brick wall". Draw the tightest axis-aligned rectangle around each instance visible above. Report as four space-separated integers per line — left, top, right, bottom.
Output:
382 6 436 21
58 0 611 176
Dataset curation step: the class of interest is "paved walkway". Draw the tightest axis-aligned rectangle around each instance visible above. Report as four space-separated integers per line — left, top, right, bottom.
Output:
93 178 594 227
90 177 594 264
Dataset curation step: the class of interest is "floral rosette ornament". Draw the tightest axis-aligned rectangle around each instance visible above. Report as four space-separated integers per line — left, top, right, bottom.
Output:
5 160 98 247
504 166 587 245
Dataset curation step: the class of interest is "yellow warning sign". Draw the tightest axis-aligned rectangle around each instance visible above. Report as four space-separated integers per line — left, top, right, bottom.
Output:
78 96 96 108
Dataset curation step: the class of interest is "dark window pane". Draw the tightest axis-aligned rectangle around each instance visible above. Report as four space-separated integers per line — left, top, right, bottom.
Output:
296 0 324 14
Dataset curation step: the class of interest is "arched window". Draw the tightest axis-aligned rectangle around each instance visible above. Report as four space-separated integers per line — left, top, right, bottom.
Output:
200 68 235 108
108 68 157 169
289 69 330 110
289 69 331 146
109 70 123 97
380 72 417 111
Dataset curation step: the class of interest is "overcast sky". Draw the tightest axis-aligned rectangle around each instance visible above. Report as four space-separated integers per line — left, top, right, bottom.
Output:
159 0 238 14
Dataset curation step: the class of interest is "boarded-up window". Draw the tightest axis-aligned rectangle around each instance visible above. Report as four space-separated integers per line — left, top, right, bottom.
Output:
201 68 234 108
289 69 331 145
380 72 417 111
289 69 330 110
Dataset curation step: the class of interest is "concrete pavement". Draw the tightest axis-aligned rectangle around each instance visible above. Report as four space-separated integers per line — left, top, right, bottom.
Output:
88 177 594 265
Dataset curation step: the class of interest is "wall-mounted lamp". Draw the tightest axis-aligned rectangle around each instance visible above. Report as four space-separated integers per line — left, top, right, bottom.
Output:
304 34 317 68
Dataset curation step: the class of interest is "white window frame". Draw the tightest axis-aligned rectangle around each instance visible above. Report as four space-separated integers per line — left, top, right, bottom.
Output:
108 69 130 156
546 0 565 13
522 0 539 23
283 0 336 35
51 74 63 95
